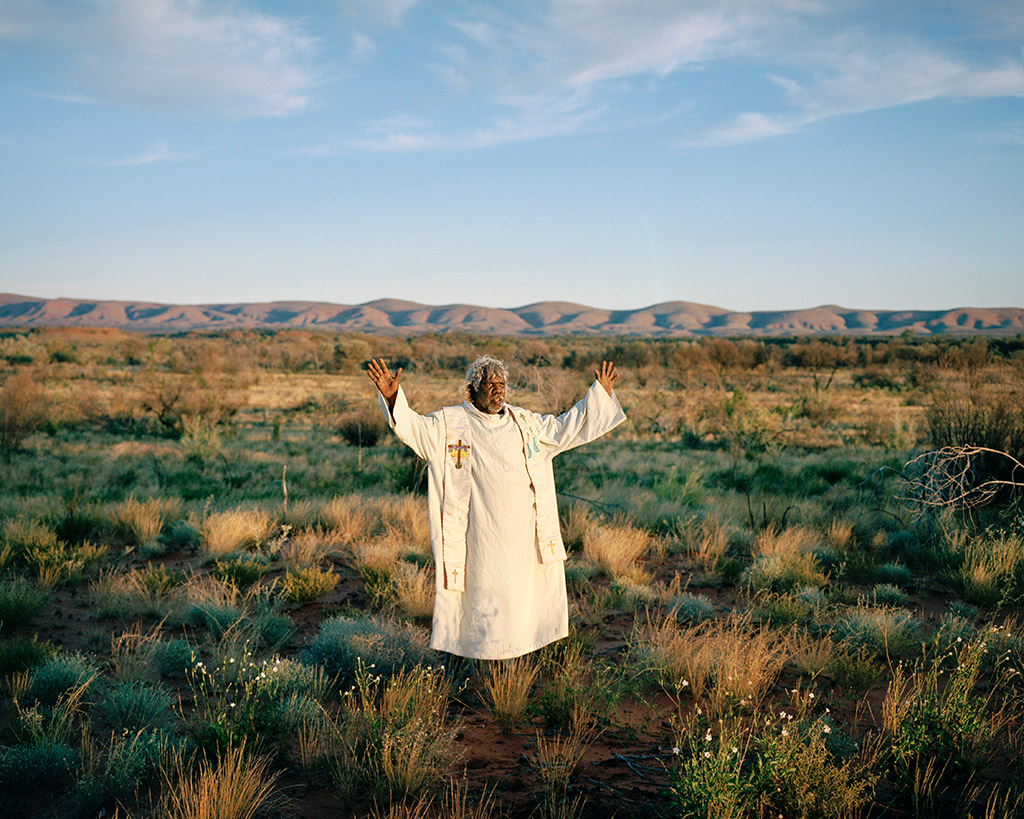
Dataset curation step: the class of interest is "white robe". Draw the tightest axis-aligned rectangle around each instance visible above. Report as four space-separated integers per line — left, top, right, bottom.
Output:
379 381 626 659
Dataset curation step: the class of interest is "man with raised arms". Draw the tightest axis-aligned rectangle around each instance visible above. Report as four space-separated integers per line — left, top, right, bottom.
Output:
368 355 625 660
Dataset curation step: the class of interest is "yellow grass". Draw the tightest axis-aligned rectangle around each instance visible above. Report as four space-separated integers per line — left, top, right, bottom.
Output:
632 611 789 713
392 562 435 622
377 494 431 556
106 495 180 546
199 507 275 556
159 745 278 819
279 526 341 568
320 494 375 544
582 517 650 579
752 524 819 559
483 656 539 734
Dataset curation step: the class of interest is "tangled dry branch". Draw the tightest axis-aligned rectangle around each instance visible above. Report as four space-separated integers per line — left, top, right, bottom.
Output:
901 446 1024 512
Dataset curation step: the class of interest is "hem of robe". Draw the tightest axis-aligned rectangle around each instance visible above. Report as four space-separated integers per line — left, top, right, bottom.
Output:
430 625 568 661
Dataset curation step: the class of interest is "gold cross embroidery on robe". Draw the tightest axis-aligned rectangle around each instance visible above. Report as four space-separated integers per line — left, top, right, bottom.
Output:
447 439 470 469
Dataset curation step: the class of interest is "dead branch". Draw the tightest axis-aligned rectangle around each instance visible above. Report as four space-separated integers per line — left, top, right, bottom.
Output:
900 445 1024 512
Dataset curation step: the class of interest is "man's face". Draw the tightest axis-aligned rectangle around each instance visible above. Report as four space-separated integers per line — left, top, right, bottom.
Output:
471 376 506 414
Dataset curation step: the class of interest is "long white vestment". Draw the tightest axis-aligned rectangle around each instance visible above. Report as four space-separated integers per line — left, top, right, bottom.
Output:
379 381 626 659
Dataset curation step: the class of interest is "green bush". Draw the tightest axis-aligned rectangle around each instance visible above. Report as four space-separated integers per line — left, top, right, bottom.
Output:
0 635 54 675
279 566 339 604
0 741 77 795
28 653 99 706
95 681 174 733
212 554 270 589
301 614 436 685
0 576 47 631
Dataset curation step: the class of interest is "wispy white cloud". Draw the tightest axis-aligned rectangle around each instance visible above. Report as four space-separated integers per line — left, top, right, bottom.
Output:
2 0 323 118
88 139 187 167
340 0 420 28
699 36 1024 145
380 0 1024 150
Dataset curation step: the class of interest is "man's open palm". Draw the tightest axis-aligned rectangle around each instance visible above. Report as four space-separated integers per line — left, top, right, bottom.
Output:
368 358 402 407
595 360 619 395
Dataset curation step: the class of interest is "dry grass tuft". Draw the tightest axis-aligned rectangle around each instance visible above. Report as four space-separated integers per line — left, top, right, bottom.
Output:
320 494 375 544
483 655 539 734
392 562 435 623
199 507 276 556
582 517 650 580
377 495 431 557
631 611 789 714
279 526 342 568
159 744 278 819
106 495 180 546
531 722 596 795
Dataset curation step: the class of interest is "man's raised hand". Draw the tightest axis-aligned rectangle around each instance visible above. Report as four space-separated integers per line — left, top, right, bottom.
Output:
367 358 402 409
595 360 619 395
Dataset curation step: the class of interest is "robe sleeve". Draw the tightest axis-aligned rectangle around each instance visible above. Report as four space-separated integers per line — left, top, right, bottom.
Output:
533 380 626 456
378 386 445 462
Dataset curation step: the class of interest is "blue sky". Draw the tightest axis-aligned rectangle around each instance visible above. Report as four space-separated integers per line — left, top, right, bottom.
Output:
1 0 1022 312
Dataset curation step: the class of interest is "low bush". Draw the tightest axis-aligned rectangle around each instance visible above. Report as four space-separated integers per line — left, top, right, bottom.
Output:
279 566 338 604
0 576 47 631
300 613 436 686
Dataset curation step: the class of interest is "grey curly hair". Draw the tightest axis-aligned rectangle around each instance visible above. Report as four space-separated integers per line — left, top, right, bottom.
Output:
463 355 509 401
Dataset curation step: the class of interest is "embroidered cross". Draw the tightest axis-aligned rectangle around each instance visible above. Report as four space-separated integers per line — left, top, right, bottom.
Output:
447 439 470 469
450 568 459 584
544 541 557 556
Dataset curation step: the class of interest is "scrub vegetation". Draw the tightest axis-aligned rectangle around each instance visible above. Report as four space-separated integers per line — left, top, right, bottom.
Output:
1 326 1023 818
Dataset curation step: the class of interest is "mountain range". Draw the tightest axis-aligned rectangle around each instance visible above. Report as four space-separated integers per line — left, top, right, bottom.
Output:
2 293 1022 337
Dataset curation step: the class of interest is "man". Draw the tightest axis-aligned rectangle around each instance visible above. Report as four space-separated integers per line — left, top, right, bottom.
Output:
367 355 625 660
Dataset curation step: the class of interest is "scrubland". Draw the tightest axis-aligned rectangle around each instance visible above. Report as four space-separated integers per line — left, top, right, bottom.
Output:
0 327 1023 818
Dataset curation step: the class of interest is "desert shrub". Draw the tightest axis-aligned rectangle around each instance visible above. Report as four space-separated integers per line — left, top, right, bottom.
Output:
0 634 54 675
337 407 389 448
671 712 874 819
138 563 186 596
301 613 436 686
0 516 59 570
186 641 295 754
536 639 617 732
95 680 175 733
630 612 788 714
874 561 914 588
833 604 923 661
320 494 375 544
327 661 457 801
926 383 1024 499
581 517 650 580
257 656 334 703
881 631 1016 800
669 592 715 623
213 554 270 589
0 575 47 631
27 652 99 706
0 741 77 795
0 369 48 455
279 566 338 604
152 638 194 678
828 644 887 691
279 526 341 568
871 583 910 606
74 727 171 816
741 525 829 594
